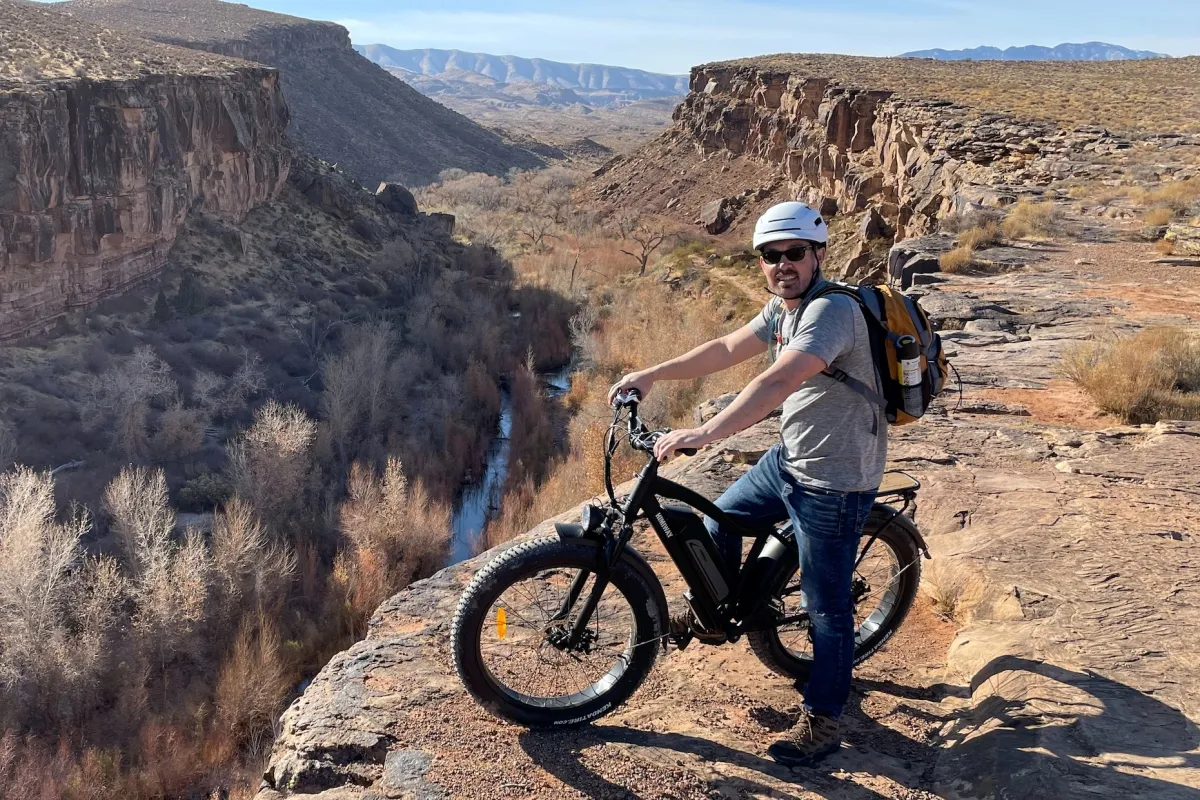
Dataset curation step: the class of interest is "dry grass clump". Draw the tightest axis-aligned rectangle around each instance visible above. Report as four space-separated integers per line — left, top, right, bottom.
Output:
923 559 988 624
1138 177 1200 214
1144 207 1176 227
958 222 1002 251
939 245 975 274
1062 327 1200 423
1000 201 1062 240
938 221 1002 273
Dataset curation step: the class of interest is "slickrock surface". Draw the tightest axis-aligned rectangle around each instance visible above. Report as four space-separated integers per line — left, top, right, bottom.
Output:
0 0 290 339
261 240 1200 798
58 0 544 187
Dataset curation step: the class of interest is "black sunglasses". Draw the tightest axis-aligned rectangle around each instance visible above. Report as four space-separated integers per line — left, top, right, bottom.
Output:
759 244 814 265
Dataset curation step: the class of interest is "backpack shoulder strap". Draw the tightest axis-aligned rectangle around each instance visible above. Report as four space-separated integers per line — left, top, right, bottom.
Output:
805 284 889 412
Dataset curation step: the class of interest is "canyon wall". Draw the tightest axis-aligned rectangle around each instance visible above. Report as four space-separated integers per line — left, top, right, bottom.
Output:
0 70 290 339
675 65 1132 239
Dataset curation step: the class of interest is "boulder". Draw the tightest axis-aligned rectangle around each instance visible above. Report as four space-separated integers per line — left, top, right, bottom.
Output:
888 233 957 289
1165 218 1200 256
858 206 888 240
428 212 456 237
375 182 418 216
700 197 735 234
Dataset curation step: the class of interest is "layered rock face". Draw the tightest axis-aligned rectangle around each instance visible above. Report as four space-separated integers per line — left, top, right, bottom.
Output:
0 3 291 339
671 65 1130 240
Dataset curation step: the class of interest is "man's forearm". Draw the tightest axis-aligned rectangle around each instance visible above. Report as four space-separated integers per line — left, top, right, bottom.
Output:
646 338 743 382
697 373 793 441
697 350 827 442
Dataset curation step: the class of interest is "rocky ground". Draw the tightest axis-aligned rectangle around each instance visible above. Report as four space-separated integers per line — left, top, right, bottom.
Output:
259 232 1200 799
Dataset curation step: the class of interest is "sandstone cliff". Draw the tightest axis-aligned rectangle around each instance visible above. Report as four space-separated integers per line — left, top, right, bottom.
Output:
59 0 545 187
0 0 290 339
593 63 1140 251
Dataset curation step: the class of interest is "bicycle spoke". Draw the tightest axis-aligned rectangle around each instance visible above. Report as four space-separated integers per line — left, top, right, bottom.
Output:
479 566 636 709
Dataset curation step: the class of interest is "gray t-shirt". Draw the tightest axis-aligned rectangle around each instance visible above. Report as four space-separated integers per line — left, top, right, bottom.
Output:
749 281 887 492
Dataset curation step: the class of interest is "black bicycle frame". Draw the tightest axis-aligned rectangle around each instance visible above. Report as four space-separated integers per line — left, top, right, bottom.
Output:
563 453 792 647
559 399 924 649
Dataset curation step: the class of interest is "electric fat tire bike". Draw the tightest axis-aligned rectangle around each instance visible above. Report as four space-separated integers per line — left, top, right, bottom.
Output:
451 391 929 727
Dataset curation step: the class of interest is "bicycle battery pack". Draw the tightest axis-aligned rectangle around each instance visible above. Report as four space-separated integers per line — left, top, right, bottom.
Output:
736 527 798 622
649 505 735 621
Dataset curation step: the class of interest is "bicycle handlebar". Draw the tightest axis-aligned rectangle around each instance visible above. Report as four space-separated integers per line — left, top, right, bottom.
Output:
610 391 697 457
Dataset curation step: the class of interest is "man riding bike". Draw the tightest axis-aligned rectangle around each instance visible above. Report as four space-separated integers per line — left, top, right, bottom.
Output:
607 201 886 767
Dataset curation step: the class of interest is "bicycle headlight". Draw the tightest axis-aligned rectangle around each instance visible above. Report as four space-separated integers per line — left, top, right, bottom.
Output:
581 504 604 533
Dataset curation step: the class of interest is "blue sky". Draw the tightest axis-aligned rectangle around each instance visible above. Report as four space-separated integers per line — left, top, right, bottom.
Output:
50 0 1200 73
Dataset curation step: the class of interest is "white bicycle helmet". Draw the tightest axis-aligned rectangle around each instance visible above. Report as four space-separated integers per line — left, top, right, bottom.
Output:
752 202 828 250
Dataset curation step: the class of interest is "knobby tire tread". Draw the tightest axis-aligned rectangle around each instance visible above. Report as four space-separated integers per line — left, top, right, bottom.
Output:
451 536 662 728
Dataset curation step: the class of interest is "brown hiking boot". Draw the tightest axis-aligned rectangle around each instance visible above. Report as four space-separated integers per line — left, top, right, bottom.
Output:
767 709 841 767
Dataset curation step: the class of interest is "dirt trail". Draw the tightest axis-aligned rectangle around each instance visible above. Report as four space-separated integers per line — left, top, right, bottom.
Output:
260 234 1200 799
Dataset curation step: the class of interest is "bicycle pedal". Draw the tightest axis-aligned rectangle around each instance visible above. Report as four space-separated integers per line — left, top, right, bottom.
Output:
669 630 694 651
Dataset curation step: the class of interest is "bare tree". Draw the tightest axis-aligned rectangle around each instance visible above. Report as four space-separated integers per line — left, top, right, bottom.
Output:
0 421 15 471
568 303 601 368
82 346 178 460
516 214 560 251
227 402 317 527
321 322 395 469
618 216 669 276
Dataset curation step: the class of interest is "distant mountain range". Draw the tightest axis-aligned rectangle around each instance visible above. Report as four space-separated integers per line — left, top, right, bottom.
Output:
901 42 1169 61
353 45 688 104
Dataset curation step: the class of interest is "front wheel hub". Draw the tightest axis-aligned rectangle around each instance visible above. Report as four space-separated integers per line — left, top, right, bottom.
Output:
545 625 597 654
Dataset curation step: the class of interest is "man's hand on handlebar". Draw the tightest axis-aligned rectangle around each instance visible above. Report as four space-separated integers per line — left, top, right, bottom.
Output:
608 372 655 406
652 427 711 462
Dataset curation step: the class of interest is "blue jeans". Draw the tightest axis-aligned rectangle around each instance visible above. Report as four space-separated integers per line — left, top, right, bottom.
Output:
704 444 876 718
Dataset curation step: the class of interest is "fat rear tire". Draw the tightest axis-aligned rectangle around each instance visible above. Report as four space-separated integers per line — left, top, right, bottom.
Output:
747 508 923 683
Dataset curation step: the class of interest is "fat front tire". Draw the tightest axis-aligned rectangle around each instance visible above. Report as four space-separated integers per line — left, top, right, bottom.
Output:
747 508 923 683
451 536 663 728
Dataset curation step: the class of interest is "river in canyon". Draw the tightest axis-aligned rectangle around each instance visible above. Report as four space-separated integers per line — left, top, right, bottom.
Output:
448 363 573 563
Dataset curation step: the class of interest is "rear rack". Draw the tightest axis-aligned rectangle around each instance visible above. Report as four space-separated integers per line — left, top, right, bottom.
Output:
877 470 920 500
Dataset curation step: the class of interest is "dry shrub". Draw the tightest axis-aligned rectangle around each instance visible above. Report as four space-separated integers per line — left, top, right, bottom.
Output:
923 558 987 623
214 616 290 748
1062 327 1200 423
1140 177 1200 214
1155 238 1176 256
939 209 1004 234
211 498 295 616
939 245 974 273
1001 200 1062 240
1144 206 1176 227
335 458 450 628
227 401 316 528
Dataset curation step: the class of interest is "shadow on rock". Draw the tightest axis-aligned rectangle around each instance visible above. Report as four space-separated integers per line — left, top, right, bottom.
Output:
938 655 1200 799
518 719 909 799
